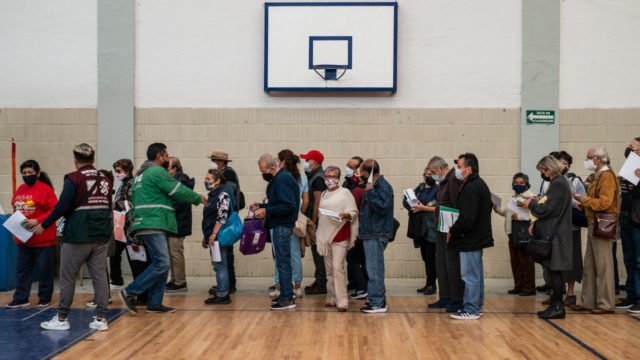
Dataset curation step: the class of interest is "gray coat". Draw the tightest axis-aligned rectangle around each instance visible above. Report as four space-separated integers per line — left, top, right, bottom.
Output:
529 176 573 271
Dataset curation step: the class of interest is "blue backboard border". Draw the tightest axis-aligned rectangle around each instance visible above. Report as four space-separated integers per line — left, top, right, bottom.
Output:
264 2 398 93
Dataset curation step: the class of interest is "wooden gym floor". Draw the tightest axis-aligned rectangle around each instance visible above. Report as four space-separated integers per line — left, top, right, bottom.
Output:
1 279 639 360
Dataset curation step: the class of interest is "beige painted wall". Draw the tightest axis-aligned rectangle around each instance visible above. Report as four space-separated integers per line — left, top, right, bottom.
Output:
2 108 637 279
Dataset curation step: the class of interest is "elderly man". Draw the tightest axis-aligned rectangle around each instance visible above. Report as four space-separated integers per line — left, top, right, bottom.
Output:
574 146 620 314
616 137 640 314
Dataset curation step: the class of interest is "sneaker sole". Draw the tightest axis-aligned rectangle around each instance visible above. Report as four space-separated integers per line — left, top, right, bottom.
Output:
450 315 480 320
37 304 50 308
165 288 188 293
146 308 176 314
118 291 138 315
616 305 633 309
628 309 640 314
6 303 30 309
270 305 296 311
350 294 368 300
361 308 388 314
89 324 109 331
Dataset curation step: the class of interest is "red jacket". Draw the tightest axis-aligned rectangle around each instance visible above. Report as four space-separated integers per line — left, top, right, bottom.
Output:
12 181 58 247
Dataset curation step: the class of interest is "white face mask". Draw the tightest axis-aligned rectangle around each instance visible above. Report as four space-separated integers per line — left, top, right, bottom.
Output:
210 161 218 170
455 167 465 181
344 167 354 178
303 162 311 173
584 159 597 172
115 173 126 181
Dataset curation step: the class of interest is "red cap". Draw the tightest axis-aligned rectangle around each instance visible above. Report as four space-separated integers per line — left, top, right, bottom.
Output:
300 150 324 164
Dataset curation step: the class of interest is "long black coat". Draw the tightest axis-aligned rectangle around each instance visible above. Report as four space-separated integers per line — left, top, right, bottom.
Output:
529 176 573 271
448 173 494 252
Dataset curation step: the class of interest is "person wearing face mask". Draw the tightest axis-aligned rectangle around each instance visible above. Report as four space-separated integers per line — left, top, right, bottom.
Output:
522 156 573 319
447 153 494 320
572 146 620 314
345 158 369 300
164 157 195 293
616 137 640 313
316 166 359 312
426 156 465 313
403 166 439 295
6 160 57 309
342 156 364 190
34 144 114 331
202 169 233 305
207 151 243 296
493 173 536 296
117 143 206 316
300 150 328 295
251 153 300 310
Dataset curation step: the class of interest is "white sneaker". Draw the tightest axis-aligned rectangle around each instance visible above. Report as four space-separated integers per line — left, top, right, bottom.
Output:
110 284 124 291
41 315 71 331
450 311 480 320
293 287 303 299
269 286 281 298
89 317 109 331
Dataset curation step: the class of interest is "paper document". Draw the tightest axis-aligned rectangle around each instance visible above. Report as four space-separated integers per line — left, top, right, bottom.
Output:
438 206 460 233
210 242 222 262
127 245 147 262
2 211 33 243
404 188 419 207
619 151 640 185
490 193 502 208
113 211 127 242
319 208 343 221
507 198 531 221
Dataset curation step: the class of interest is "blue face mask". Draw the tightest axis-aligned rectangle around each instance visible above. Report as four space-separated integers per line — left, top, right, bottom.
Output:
344 167 354 178
512 184 527 194
455 167 464 181
303 162 311 173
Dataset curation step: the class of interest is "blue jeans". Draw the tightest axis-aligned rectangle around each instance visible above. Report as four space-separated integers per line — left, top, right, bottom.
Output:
272 226 294 304
125 233 170 309
363 238 387 307
273 232 303 285
621 215 640 303
212 245 230 297
460 250 484 315
13 245 55 303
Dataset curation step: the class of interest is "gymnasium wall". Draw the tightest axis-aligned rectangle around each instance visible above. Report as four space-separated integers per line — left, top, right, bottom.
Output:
1 0 639 278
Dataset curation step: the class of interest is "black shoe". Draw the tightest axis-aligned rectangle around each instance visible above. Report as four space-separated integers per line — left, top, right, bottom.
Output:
165 283 187 293
229 286 237 295
417 283 428 293
166 281 175 288
428 299 450 309
146 305 176 314
270 299 296 310
423 286 437 295
6 300 29 309
507 288 522 295
347 283 356 291
304 283 327 295
536 285 551 293
615 299 635 309
209 285 217 296
304 281 319 292
204 295 231 305
446 302 463 313
118 290 138 315
518 291 536 297
538 303 566 319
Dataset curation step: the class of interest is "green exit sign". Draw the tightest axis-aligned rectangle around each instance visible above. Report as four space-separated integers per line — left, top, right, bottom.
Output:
526 110 555 124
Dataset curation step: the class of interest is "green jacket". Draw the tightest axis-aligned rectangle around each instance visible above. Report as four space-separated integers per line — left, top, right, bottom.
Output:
130 161 202 234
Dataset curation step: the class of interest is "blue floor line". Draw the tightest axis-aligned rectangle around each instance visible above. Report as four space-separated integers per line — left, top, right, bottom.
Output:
544 319 607 360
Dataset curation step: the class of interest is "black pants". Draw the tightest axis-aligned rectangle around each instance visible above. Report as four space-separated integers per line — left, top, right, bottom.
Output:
435 232 464 303
124 245 151 304
227 246 236 289
347 241 369 291
311 243 327 285
419 240 437 287
550 271 565 304
13 245 55 303
109 241 128 285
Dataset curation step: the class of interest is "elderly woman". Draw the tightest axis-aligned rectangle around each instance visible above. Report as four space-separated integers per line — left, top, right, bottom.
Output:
523 156 573 319
316 166 359 312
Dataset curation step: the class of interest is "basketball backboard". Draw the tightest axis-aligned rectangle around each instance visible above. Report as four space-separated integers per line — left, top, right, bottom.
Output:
264 2 398 92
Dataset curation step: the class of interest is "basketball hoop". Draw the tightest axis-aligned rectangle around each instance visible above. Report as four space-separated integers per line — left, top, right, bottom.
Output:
312 65 348 81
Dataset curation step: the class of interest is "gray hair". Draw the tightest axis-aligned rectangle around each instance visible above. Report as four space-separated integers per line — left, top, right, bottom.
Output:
427 156 447 170
73 143 95 163
169 156 182 172
592 146 610 164
325 166 341 178
258 153 277 168
536 155 565 177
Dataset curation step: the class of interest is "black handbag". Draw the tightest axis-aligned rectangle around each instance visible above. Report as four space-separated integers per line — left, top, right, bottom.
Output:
389 218 401 242
527 232 552 262
511 220 531 250
406 212 428 240
630 199 640 225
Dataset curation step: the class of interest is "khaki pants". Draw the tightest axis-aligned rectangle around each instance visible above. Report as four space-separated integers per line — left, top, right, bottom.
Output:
167 236 186 285
324 241 349 308
581 228 616 310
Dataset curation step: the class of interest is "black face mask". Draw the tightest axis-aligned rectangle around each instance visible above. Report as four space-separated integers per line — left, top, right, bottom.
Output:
541 173 551 182
161 160 170 169
512 184 527 194
262 173 274 182
625 147 632 158
22 175 37 186
424 176 436 187
360 174 368 182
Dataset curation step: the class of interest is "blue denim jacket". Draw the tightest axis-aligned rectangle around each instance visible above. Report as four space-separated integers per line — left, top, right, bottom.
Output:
358 175 395 240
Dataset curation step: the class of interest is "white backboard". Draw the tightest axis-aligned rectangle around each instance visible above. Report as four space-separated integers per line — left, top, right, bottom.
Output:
264 2 398 92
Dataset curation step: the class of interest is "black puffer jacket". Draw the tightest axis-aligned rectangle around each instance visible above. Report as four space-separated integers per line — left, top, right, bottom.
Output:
170 171 195 237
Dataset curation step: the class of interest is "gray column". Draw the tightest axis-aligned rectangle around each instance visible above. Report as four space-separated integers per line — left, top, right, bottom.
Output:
97 0 135 169
520 0 560 190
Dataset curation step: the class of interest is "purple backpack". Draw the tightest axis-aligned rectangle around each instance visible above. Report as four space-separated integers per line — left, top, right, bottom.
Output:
239 213 267 255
